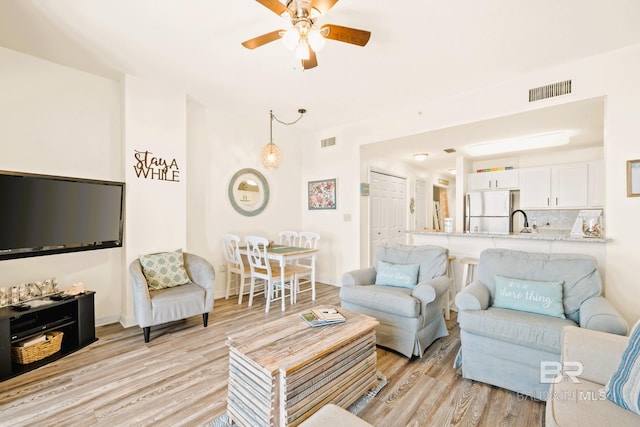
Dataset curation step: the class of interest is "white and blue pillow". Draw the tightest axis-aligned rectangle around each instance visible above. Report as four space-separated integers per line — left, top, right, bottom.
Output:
605 320 640 415
493 275 566 319
375 260 420 289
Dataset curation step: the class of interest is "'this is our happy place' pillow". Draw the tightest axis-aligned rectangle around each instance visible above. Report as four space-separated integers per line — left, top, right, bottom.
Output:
605 320 640 415
493 275 565 318
375 260 420 288
139 249 191 290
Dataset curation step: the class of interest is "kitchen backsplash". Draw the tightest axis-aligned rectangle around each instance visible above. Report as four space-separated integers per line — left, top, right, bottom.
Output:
523 209 604 235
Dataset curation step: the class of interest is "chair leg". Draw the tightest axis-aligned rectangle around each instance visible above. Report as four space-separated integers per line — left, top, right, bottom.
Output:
265 280 273 313
202 313 209 327
143 327 151 343
225 269 231 299
238 272 245 305
248 276 255 307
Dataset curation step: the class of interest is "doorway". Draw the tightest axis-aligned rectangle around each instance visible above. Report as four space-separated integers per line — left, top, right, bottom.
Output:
370 171 407 264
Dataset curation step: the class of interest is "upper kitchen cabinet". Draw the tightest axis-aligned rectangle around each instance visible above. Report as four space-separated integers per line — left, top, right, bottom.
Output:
520 167 552 208
468 169 519 191
520 162 601 209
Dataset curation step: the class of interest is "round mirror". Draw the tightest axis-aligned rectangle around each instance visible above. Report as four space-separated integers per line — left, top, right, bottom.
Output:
228 168 269 216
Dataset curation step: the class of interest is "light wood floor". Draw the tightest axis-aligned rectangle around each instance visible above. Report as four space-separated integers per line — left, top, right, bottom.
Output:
0 284 544 426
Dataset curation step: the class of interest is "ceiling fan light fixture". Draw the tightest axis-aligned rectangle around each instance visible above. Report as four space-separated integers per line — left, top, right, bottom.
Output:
308 28 326 51
295 41 310 60
282 27 300 50
309 7 321 19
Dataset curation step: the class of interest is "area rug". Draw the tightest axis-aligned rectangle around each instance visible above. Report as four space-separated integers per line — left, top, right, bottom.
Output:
205 371 387 427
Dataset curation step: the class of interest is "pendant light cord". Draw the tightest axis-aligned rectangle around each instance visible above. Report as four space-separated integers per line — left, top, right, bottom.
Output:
271 108 307 127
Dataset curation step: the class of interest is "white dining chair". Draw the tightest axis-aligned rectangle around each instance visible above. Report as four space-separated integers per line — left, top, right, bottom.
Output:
278 230 299 246
222 234 254 304
244 235 298 312
293 231 320 301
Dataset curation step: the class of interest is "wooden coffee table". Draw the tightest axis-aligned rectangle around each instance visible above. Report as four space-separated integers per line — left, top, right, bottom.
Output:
226 306 379 427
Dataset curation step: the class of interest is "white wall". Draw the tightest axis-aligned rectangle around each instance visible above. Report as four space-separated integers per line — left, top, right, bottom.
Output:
0 47 123 325
121 74 187 327
302 44 640 326
186 101 305 297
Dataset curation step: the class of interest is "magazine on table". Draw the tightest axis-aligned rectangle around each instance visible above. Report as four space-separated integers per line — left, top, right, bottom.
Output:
300 308 346 327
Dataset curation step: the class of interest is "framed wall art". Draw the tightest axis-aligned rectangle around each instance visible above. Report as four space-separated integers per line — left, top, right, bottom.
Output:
627 159 640 197
308 178 337 210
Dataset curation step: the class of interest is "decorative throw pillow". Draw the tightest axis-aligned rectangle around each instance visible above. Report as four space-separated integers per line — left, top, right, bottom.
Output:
493 275 565 318
605 320 640 415
375 260 420 288
139 249 190 290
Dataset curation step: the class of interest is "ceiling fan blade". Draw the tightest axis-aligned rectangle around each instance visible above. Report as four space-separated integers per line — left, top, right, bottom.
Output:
302 50 318 70
321 24 371 46
309 0 340 15
241 30 284 49
256 0 291 17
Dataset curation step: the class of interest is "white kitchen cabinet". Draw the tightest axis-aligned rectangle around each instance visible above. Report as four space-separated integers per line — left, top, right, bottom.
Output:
468 169 519 190
520 167 552 208
552 162 588 207
520 163 591 209
588 160 605 207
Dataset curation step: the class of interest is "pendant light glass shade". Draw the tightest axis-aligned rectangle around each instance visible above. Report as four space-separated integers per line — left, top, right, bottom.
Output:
261 142 281 169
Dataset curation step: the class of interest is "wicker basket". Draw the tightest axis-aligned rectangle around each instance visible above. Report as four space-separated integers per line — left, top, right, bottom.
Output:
12 331 64 365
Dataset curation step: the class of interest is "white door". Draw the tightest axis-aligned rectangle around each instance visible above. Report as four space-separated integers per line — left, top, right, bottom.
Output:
415 179 427 230
370 171 407 264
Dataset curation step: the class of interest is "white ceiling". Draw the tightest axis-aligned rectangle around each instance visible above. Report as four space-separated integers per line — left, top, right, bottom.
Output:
1 1 639 172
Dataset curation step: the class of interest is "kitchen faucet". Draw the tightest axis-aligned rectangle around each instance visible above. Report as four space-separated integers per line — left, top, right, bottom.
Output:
511 209 531 233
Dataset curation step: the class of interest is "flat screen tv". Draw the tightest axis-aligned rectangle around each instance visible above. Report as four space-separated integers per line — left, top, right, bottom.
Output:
0 171 125 260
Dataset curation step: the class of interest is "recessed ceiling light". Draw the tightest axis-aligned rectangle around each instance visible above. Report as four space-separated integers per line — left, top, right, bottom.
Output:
463 131 570 156
448 168 457 175
413 153 429 161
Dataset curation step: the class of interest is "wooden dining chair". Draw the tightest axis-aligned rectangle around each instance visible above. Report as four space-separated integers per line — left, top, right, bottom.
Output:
292 231 320 302
244 235 298 312
222 234 255 304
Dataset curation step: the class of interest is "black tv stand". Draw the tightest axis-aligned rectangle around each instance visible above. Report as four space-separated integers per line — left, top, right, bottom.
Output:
0 292 97 381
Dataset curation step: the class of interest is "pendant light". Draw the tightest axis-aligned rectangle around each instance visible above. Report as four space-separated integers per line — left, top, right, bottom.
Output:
261 111 281 169
260 109 306 169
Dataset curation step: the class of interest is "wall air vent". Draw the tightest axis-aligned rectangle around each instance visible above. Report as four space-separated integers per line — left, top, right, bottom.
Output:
529 80 572 102
321 137 336 148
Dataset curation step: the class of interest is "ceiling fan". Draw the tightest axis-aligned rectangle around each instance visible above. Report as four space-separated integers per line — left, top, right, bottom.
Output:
241 0 371 69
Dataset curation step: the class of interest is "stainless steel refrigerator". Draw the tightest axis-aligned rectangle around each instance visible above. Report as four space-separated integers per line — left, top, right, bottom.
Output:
465 190 519 234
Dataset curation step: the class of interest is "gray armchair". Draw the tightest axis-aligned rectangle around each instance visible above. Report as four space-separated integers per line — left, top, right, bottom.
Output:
129 252 215 342
339 244 451 358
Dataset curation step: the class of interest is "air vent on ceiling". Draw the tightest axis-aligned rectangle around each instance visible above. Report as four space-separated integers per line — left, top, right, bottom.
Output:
443 148 456 153
529 80 572 102
321 137 336 148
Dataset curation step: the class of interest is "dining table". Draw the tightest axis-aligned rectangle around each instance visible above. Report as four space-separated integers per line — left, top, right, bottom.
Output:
239 243 319 305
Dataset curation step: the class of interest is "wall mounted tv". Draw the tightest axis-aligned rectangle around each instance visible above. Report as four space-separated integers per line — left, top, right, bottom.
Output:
0 171 125 260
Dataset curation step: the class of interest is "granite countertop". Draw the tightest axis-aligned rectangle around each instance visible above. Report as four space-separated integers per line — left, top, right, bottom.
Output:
411 229 608 243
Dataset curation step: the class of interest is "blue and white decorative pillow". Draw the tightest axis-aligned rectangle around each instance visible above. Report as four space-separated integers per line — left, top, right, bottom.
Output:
375 260 420 289
605 320 640 415
139 249 191 290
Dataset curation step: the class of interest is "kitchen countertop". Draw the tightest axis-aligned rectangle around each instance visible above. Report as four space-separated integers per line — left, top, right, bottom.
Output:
410 230 608 243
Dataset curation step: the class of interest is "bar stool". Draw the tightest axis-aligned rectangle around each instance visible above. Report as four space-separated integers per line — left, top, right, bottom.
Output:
443 256 456 320
460 257 479 288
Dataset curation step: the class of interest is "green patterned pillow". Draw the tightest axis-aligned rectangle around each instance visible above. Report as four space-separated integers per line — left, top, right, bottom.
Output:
139 249 190 290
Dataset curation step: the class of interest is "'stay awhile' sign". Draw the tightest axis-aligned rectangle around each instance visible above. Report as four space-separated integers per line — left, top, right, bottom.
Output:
133 150 180 182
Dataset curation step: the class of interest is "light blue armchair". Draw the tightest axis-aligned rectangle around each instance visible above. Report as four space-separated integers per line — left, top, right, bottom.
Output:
340 244 451 358
455 248 627 399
